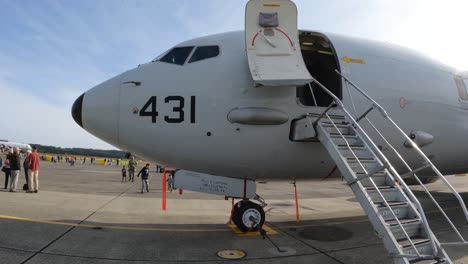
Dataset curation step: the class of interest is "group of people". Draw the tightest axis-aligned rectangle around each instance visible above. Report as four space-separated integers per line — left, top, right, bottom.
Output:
120 158 150 193
120 158 174 193
0 146 40 193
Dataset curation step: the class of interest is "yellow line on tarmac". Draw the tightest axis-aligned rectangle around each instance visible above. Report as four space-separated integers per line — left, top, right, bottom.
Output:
0 214 231 232
0 205 462 233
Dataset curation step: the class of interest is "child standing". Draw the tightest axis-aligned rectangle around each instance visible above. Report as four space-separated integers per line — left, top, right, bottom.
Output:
167 174 174 192
137 163 150 193
121 166 127 182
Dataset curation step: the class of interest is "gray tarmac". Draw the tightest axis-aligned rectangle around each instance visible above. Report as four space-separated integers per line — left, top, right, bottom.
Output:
0 162 467 263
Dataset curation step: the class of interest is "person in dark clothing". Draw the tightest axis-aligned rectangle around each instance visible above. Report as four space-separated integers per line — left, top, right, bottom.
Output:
23 150 31 186
7 148 21 192
121 166 127 182
137 163 150 193
3 159 10 189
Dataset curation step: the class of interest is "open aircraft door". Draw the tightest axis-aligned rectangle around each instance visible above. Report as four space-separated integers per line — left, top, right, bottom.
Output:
245 0 312 87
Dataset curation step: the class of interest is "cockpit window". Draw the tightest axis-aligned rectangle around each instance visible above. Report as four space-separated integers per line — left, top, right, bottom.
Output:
188 46 220 63
158 47 194 65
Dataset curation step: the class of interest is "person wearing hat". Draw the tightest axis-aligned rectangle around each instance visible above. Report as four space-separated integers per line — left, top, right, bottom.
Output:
23 150 31 190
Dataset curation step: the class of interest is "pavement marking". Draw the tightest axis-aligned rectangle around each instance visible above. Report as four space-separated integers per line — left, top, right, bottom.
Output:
454 173 468 177
228 224 278 236
0 205 462 234
0 214 231 232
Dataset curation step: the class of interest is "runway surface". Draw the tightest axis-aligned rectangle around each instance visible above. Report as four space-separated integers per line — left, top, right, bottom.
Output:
0 162 467 263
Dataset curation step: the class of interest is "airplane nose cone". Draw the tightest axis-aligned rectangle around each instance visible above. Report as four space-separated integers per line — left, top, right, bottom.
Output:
79 75 122 147
71 93 84 128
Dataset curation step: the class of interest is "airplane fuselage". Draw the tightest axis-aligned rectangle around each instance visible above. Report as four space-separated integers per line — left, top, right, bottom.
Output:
76 30 468 181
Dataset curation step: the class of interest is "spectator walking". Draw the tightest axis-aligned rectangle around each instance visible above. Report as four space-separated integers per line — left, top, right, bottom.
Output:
137 163 150 193
23 150 31 190
2 158 10 189
8 148 21 192
27 146 40 193
121 166 127 182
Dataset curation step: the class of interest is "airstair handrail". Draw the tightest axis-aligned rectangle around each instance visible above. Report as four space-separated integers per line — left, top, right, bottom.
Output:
364 118 467 243
335 70 468 223
309 78 440 255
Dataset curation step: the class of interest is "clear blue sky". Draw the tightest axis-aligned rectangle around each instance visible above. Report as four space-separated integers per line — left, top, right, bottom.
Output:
0 0 466 149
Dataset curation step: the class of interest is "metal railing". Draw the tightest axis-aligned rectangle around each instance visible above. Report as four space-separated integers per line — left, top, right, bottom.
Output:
306 83 435 258
334 70 468 246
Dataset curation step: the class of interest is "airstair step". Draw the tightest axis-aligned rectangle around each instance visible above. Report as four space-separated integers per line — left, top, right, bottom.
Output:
337 144 365 148
338 146 373 159
387 218 422 240
329 132 354 137
330 134 363 146
366 185 394 191
321 123 353 135
356 171 387 177
346 157 375 161
360 178 387 187
376 201 407 207
399 236 434 256
321 121 349 126
386 218 420 226
377 201 410 220
398 236 430 248
366 185 402 202
321 122 350 128
347 158 379 173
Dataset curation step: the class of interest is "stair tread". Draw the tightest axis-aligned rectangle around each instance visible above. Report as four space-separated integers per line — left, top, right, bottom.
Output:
356 171 387 176
321 123 350 128
386 218 420 226
338 144 365 148
330 134 358 138
375 200 408 207
398 236 431 248
338 145 367 149
366 185 395 191
329 132 355 137
346 157 375 161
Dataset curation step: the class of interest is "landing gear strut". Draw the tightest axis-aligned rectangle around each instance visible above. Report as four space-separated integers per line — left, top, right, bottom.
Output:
232 200 265 232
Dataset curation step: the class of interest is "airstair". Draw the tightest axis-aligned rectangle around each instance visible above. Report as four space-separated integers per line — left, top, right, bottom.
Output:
291 72 468 264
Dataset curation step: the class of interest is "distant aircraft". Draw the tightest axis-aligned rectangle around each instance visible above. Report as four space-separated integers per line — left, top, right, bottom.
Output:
72 0 468 262
0 140 32 153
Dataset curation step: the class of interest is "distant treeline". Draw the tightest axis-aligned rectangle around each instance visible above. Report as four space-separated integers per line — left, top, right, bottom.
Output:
32 144 128 159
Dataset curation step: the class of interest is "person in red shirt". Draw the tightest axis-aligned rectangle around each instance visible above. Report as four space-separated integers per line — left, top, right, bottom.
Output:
27 146 40 193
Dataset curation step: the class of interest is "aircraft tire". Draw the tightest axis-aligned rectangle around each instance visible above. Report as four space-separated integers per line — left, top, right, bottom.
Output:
232 201 244 227
233 201 265 232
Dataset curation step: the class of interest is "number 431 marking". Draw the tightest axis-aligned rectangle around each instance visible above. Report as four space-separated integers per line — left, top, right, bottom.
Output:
139 96 196 124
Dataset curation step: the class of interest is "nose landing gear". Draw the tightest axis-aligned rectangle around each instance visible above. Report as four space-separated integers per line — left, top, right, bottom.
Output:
232 200 265 232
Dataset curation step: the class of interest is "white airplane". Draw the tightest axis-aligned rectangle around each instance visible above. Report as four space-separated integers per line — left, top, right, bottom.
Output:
72 0 468 262
0 140 32 153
